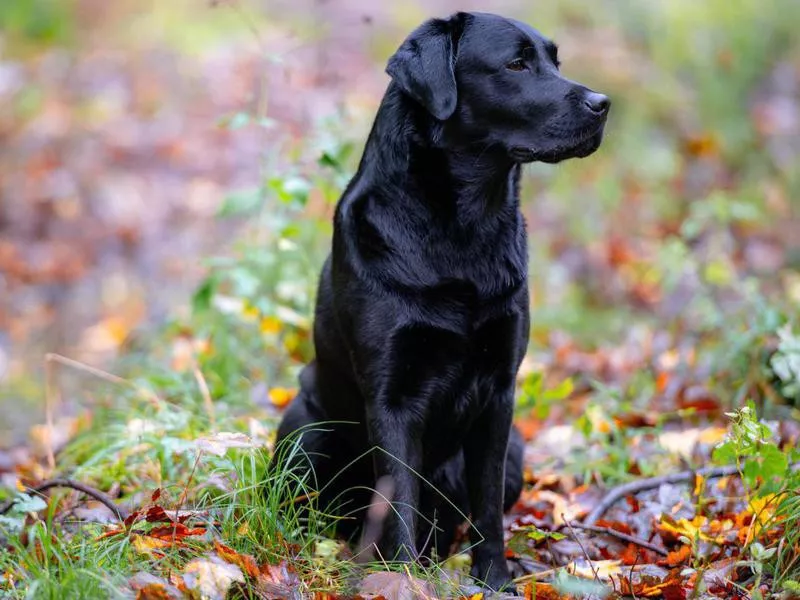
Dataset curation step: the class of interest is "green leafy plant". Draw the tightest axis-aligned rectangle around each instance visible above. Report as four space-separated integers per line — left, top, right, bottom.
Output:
516 371 574 419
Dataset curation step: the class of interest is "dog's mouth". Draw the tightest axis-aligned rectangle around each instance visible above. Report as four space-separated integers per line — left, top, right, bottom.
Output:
510 119 607 164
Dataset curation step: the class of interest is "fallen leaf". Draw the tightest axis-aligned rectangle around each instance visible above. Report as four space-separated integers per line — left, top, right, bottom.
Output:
358 571 438 600
183 556 245 600
131 534 170 557
269 387 297 409
135 583 173 600
148 523 206 540
524 582 569 600
661 544 692 567
194 432 257 456
566 559 622 581
214 540 260 578
145 505 173 524
129 572 183 600
257 560 302 599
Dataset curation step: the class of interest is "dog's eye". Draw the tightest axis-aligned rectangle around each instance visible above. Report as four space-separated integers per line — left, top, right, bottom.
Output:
506 58 527 72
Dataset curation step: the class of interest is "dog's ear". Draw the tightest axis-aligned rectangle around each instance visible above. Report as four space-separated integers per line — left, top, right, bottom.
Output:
386 15 464 121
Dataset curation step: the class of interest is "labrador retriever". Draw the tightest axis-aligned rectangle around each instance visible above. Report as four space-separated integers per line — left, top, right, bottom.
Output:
272 11 609 591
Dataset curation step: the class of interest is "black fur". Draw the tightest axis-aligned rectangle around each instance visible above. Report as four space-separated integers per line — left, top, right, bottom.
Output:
272 12 609 591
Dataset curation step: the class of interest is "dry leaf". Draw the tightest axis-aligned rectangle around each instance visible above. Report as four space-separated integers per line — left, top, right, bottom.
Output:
214 540 260 578
131 534 170 557
358 571 438 600
257 560 301 599
566 559 622 580
183 556 245 600
269 387 297 409
194 432 256 456
129 572 183 600
523 581 570 599
662 544 692 567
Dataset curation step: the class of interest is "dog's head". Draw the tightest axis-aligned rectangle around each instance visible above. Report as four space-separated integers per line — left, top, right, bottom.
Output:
386 12 609 164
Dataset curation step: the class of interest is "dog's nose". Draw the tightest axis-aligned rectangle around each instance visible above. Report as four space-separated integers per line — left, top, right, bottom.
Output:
583 92 610 115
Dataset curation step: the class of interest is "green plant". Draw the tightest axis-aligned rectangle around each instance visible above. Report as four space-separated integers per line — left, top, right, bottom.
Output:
516 371 574 419
712 402 800 588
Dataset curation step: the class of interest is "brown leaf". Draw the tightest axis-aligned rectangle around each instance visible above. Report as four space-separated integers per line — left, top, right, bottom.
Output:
124 509 141 529
145 506 173 524
682 133 720 158
151 488 162 503
358 571 438 600
213 540 260 578
257 561 302 599
677 386 721 414
148 523 206 540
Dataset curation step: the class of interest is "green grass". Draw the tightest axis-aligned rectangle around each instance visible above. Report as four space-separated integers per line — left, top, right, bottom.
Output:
3 0 800 595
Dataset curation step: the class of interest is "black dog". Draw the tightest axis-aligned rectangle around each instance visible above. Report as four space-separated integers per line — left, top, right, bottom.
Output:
273 12 608 591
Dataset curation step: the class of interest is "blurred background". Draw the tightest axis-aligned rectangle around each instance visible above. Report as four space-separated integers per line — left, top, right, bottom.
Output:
1 0 799 445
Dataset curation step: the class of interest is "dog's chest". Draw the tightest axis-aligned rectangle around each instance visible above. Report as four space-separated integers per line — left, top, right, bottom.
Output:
385 296 524 449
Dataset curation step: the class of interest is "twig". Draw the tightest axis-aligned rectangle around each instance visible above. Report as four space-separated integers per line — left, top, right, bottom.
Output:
564 521 668 557
192 365 216 430
45 353 162 407
583 462 800 526
44 355 59 471
512 567 557 585
563 513 602 584
175 451 203 519
0 478 127 520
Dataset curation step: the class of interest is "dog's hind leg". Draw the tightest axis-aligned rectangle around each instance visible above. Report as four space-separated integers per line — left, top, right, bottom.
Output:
271 361 373 541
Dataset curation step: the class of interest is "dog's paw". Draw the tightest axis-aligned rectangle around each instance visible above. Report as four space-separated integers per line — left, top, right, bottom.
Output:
461 583 522 599
470 561 514 593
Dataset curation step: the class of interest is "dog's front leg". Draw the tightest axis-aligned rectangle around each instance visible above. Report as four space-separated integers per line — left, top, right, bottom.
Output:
367 406 422 562
464 394 513 591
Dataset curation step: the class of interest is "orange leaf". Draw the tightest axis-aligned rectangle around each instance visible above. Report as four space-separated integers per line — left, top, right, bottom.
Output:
523 581 570 599
661 544 692 567
135 583 173 600
269 387 297 409
214 540 260 578
655 371 670 393
94 527 126 541
619 543 640 566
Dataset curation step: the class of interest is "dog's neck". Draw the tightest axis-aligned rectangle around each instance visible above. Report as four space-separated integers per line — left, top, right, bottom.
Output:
360 86 521 228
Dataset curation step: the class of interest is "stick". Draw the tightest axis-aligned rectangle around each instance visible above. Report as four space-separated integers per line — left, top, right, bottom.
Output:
563 513 602 584
0 478 127 520
583 462 800 525
192 366 216 430
45 353 162 407
564 521 668 557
